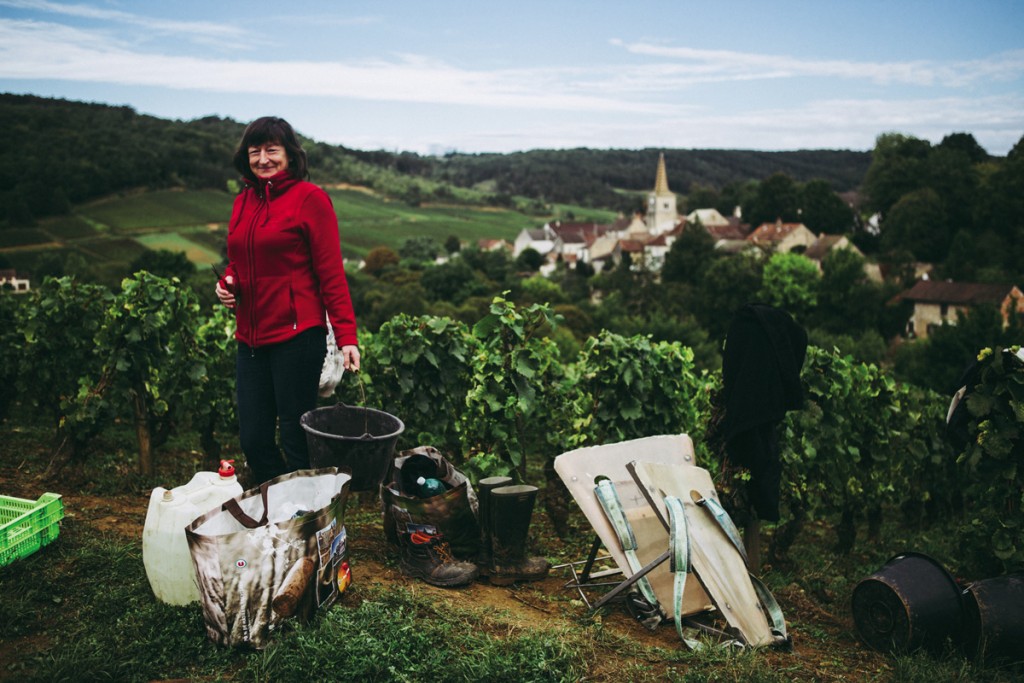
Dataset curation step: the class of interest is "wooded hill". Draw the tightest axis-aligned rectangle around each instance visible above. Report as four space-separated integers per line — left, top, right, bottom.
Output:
1 93 871 225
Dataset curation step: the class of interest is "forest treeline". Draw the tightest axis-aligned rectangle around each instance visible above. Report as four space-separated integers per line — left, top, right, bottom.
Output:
1 92 870 225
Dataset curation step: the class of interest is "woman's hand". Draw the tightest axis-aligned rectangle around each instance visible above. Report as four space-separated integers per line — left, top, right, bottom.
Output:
341 344 360 372
215 276 236 308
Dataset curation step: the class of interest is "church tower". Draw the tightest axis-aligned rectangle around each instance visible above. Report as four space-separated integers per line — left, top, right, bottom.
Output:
645 152 678 234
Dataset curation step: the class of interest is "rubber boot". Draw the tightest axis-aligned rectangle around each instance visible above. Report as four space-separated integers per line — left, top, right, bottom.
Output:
399 528 479 588
488 484 550 585
476 476 513 577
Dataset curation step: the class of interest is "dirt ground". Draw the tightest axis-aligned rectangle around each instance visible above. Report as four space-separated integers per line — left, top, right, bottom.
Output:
0 463 896 682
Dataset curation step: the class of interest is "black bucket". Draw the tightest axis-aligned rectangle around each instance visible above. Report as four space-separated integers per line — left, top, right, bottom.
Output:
851 552 964 654
961 573 1024 665
301 404 405 493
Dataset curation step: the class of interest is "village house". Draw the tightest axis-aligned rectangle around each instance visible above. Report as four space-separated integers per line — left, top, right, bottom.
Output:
512 227 555 258
747 219 817 253
0 269 31 293
803 233 883 282
892 279 1024 339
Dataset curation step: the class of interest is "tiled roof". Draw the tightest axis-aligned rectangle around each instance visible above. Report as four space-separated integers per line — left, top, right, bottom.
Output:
748 221 809 243
895 280 1019 305
803 234 846 260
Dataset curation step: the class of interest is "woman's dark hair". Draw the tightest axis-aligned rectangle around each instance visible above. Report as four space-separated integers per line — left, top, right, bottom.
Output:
233 116 309 182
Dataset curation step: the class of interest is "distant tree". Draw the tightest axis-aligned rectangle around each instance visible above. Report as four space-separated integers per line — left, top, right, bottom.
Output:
881 188 950 262
129 249 196 281
399 236 441 263
419 260 485 304
518 275 566 304
744 172 801 227
692 253 764 341
363 246 400 277
685 183 719 213
444 235 461 254
800 179 854 234
863 133 932 216
758 252 820 321
942 230 979 281
574 260 595 278
661 223 717 285
926 146 979 236
717 180 758 218
938 132 989 164
459 246 513 287
514 247 544 272
813 248 888 336
973 134 1024 279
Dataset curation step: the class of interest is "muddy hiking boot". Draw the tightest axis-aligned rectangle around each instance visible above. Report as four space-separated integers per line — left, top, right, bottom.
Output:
479 482 550 586
399 527 479 588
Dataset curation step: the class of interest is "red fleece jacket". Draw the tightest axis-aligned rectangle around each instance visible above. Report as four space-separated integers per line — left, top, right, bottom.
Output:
222 171 358 348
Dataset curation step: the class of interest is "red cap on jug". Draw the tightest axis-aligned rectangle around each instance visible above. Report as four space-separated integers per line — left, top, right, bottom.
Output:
218 459 236 478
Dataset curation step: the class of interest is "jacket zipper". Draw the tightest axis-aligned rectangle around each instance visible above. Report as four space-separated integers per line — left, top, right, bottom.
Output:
244 182 270 353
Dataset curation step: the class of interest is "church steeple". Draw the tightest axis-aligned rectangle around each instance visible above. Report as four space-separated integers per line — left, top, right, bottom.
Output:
653 152 671 195
646 152 677 234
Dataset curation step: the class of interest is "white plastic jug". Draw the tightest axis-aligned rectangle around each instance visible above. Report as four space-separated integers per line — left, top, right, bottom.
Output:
142 460 244 605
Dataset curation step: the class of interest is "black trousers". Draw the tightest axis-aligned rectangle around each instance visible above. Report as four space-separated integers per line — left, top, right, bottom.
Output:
236 327 326 484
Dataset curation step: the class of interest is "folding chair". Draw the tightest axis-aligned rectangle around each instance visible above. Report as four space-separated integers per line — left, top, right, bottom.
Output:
554 435 790 649
629 460 789 648
552 435 713 627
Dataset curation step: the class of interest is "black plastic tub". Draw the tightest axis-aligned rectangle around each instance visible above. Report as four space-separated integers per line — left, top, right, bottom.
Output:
961 573 1024 665
301 405 404 492
851 552 964 655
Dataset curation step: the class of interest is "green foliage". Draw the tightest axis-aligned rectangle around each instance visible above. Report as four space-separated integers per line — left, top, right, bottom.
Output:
72 272 206 474
398 235 442 264
0 292 25 419
892 304 1020 394
189 304 239 466
461 294 564 479
364 314 478 458
691 254 764 341
799 178 855 233
564 331 713 459
758 252 820 320
955 347 1024 574
661 223 717 285
14 277 112 454
779 346 952 554
744 172 801 227
881 187 950 262
128 248 197 281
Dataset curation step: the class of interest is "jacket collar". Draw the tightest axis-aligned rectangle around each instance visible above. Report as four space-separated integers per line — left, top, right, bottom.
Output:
245 170 298 198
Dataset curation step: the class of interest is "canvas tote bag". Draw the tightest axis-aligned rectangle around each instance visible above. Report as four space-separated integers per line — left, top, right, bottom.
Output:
185 468 352 649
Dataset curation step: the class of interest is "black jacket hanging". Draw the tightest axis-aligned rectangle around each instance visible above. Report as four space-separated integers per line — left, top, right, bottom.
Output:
720 303 808 521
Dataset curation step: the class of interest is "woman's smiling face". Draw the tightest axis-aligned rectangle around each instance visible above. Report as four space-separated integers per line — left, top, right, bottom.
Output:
248 141 289 179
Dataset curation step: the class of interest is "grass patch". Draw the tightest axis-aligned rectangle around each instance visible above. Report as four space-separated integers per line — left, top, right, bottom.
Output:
78 189 233 231
0 228 53 248
134 232 222 266
42 215 98 240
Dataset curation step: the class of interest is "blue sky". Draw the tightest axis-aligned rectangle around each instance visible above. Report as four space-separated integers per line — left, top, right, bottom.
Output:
1 0 1022 155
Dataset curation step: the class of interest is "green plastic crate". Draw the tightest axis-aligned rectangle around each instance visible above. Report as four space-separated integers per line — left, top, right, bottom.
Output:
0 492 64 567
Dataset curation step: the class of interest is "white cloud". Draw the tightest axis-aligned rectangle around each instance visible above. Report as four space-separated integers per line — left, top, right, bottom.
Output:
0 0 248 47
0 20 665 113
610 39 1024 88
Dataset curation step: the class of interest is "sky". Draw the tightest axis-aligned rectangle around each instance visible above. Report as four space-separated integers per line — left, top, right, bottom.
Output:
1 0 1023 156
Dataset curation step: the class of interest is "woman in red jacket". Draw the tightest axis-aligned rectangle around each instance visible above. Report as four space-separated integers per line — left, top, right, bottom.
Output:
215 116 359 484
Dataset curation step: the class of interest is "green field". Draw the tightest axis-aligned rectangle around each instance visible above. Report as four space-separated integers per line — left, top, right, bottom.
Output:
78 189 234 231
134 232 222 267
329 189 544 257
3 186 617 277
